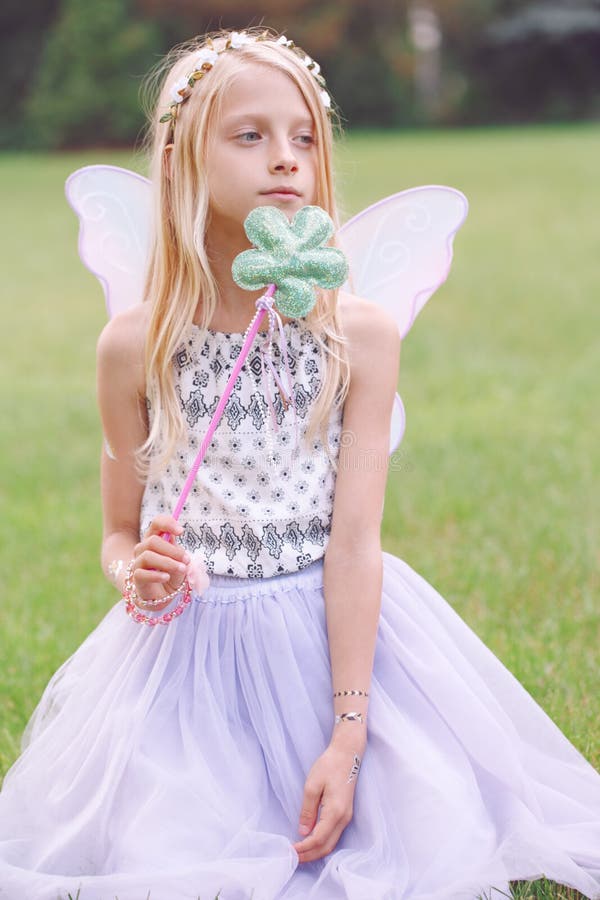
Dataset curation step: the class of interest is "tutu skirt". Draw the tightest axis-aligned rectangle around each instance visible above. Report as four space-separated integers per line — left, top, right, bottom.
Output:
1 551 600 900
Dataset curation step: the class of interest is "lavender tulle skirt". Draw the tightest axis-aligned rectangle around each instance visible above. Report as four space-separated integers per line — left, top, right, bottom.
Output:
1 552 600 900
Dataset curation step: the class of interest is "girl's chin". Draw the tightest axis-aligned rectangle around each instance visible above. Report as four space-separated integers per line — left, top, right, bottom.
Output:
254 198 303 221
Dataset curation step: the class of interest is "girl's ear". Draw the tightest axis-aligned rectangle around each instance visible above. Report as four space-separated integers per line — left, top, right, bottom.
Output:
163 143 174 180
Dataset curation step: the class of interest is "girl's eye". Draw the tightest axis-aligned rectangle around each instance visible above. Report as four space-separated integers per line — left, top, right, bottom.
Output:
295 134 314 146
239 131 261 143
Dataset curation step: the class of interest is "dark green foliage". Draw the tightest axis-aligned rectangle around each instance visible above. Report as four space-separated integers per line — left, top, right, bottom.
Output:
0 0 62 148
21 0 162 149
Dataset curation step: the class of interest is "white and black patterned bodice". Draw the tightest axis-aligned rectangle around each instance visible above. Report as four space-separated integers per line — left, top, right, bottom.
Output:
140 320 343 579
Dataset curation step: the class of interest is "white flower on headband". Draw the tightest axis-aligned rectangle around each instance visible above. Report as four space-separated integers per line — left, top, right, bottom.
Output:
170 76 190 104
277 35 294 48
303 55 320 76
193 47 219 68
320 89 331 108
230 31 252 48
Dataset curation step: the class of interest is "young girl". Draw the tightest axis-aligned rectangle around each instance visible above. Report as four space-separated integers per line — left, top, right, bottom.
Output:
1 26 600 900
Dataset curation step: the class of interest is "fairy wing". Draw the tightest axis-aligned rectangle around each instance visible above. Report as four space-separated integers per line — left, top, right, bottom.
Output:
338 186 469 452
338 185 468 338
65 164 152 318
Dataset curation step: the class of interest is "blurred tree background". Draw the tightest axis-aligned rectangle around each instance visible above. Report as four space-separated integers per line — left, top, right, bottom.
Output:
2 0 600 149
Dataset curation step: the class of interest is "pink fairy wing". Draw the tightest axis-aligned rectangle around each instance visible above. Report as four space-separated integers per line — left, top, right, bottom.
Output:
338 186 468 453
338 185 468 338
65 165 152 319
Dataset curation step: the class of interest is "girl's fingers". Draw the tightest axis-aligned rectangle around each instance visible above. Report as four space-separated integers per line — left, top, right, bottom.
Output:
297 783 321 837
143 515 183 539
136 534 190 564
130 516 190 602
138 570 171 585
133 560 187 603
293 814 346 862
135 550 189 580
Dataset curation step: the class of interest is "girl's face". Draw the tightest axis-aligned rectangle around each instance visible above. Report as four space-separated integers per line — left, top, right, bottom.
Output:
205 63 318 239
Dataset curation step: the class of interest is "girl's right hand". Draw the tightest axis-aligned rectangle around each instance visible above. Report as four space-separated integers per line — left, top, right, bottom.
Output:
131 515 191 609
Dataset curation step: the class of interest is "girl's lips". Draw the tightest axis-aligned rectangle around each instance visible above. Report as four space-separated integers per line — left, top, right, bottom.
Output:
261 187 301 199
264 191 301 200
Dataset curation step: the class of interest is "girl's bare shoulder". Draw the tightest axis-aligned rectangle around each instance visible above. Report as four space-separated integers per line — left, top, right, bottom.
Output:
96 302 150 395
337 290 401 365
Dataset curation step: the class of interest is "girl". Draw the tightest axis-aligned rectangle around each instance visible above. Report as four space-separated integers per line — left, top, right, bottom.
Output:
1 26 600 900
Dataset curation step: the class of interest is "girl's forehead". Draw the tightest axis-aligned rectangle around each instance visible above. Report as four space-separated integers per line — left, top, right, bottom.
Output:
219 63 313 119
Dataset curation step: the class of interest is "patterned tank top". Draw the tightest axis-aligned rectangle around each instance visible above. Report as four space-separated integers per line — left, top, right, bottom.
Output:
139 319 343 578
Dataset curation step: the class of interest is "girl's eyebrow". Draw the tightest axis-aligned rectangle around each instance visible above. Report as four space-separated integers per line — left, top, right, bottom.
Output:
222 113 314 128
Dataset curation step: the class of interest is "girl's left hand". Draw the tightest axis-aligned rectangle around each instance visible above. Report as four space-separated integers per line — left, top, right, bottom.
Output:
292 737 364 863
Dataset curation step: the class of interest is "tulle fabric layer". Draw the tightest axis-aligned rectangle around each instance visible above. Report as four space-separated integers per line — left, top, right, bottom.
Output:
1 552 600 900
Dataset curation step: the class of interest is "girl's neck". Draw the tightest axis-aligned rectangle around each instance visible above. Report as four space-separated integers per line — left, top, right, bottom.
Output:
200 227 253 329
199 285 293 334
199 227 290 333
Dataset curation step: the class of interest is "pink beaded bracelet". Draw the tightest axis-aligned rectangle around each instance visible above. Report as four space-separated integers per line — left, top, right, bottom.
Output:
123 560 193 627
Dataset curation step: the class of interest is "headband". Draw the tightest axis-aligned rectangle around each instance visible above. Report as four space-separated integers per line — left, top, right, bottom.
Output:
160 31 331 132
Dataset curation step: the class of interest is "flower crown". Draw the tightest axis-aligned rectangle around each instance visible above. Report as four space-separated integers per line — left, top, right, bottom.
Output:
160 31 331 132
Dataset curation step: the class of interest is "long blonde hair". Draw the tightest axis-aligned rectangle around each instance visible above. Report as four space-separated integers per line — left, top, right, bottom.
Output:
136 28 351 481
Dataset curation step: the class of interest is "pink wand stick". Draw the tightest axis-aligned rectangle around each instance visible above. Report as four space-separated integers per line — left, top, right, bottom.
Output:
160 285 276 542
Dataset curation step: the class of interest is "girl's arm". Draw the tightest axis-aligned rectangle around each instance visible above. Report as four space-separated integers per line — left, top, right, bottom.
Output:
293 296 400 863
96 308 187 600
324 295 401 749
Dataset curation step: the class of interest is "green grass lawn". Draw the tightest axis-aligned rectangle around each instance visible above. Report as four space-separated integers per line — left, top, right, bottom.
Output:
1 124 599 899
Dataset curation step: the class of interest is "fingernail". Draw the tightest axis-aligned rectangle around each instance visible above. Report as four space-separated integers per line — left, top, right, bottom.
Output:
299 825 310 835
183 552 191 563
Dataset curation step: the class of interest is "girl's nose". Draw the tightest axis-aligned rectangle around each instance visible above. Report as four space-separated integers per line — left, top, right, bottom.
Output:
269 154 298 176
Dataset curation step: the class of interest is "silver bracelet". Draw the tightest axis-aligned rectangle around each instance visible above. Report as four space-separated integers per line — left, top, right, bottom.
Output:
333 689 369 698
335 711 364 725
